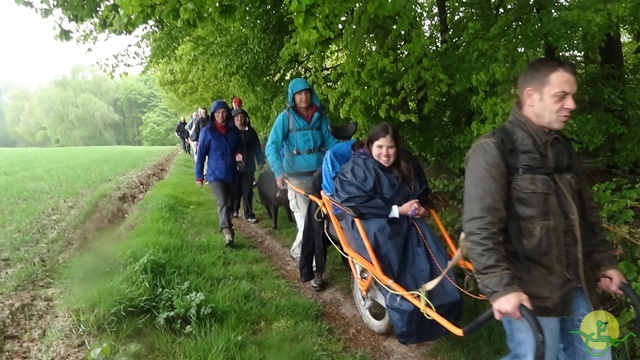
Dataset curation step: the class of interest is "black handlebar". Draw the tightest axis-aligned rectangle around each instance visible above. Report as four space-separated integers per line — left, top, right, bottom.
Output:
463 305 544 360
461 307 493 336
461 284 640 360
620 283 640 335
520 305 545 360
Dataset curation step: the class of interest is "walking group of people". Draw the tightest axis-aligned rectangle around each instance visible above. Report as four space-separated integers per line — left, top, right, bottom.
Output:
179 58 626 359
176 97 264 246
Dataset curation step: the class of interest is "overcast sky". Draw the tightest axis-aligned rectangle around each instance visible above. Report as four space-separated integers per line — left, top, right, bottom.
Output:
0 1 141 89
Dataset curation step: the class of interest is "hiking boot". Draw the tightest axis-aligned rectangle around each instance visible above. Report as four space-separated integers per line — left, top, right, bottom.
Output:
246 217 258 224
222 229 234 247
311 272 325 292
232 211 239 218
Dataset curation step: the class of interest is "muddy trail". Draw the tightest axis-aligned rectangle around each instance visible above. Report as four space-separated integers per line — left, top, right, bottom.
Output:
0 153 175 360
0 153 430 360
234 220 433 360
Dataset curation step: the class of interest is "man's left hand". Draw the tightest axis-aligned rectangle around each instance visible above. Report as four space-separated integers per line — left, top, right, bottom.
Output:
597 268 625 295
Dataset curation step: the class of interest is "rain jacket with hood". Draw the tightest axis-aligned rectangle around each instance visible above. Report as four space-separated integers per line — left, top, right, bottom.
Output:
333 152 461 344
195 100 243 183
265 78 339 178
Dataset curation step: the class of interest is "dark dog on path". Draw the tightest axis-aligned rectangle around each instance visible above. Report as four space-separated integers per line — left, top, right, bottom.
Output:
256 170 293 229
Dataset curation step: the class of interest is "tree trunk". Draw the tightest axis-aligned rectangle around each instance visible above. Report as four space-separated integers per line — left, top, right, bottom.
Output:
599 30 624 73
534 0 556 59
599 28 628 157
134 117 141 146
436 0 448 44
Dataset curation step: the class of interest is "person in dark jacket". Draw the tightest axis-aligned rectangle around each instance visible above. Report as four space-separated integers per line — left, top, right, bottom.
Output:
333 122 461 344
463 58 624 359
190 107 211 149
195 100 243 247
175 116 190 154
231 107 265 223
186 112 197 160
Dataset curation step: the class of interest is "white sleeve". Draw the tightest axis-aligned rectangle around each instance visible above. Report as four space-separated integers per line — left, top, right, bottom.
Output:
388 205 399 218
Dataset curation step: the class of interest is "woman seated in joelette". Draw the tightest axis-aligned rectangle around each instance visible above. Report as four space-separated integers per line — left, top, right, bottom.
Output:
333 122 462 344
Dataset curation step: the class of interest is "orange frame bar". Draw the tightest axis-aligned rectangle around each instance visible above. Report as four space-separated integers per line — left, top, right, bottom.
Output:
320 192 465 337
284 179 470 337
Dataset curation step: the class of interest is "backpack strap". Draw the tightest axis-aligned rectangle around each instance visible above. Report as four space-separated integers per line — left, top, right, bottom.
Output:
287 109 321 132
495 126 528 268
285 108 324 156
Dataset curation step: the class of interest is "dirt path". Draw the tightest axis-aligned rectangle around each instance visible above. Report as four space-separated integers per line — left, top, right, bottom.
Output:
233 219 433 360
0 153 175 360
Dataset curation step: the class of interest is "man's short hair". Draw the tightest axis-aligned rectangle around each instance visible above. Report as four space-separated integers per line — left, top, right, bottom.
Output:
516 58 577 95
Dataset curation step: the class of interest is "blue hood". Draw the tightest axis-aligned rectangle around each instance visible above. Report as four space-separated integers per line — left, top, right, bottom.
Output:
210 100 230 114
287 78 322 109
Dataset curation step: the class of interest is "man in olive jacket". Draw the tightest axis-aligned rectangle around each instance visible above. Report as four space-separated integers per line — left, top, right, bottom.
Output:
463 58 624 359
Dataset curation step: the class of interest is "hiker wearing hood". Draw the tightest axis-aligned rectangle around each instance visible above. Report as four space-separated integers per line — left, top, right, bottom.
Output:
195 100 244 247
265 78 339 262
231 107 264 223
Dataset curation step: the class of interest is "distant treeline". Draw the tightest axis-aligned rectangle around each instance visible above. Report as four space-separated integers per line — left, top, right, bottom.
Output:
0 65 183 147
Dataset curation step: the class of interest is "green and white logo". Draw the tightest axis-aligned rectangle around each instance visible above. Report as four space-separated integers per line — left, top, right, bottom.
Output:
569 310 636 356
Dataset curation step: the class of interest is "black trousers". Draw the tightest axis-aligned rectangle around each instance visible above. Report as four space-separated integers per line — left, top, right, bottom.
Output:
233 171 256 219
180 137 190 153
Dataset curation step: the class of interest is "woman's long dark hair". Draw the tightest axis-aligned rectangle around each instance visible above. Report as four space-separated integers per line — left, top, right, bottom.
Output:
353 122 414 186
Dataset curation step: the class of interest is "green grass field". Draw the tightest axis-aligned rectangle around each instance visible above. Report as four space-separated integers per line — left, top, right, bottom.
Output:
0 146 174 293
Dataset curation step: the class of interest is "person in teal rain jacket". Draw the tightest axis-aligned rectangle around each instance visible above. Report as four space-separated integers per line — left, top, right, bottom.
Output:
265 78 339 263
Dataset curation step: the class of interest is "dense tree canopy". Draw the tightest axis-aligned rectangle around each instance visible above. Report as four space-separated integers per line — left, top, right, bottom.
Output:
14 0 640 171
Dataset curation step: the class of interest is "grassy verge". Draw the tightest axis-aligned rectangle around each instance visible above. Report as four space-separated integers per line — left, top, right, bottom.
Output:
61 154 370 359
426 292 507 359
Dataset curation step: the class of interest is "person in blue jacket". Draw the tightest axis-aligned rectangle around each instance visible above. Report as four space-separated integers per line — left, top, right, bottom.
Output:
195 100 244 247
265 78 339 261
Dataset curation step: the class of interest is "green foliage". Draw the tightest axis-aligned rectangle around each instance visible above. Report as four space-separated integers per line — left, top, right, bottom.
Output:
125 251 213 333
592 178 640 226
589 176 640 358
140 100 178 146
16 0 640 170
